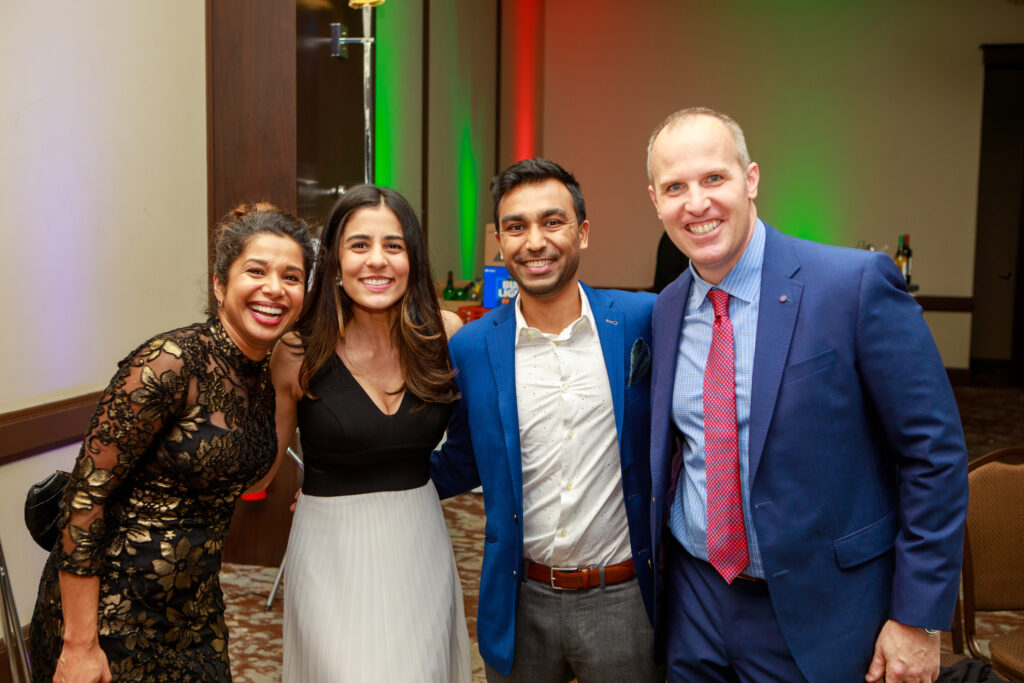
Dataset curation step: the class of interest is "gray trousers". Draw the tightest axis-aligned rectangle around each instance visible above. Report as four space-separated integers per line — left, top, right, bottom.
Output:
484 576 663 683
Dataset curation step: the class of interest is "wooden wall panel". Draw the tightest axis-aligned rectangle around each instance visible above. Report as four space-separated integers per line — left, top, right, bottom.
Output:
0 393 100 466
207 0 299 566
206 0 298 230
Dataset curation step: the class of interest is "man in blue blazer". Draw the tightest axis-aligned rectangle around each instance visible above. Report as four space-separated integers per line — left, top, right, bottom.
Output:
646 108 968 682
431 159 661 681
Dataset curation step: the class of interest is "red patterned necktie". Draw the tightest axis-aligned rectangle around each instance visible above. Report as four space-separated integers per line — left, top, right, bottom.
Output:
704 288 749 583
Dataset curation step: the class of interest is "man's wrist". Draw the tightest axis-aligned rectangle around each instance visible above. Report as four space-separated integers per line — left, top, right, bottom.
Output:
922 628 941 636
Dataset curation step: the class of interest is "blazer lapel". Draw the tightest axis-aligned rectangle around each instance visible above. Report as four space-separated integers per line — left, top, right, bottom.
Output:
749 225 802 480
651 272 691 500
586 285 626 441
486 303 524 504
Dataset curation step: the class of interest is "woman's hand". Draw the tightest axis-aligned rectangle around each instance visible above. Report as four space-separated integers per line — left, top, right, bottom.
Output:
53 639 111 683
54 574 108 682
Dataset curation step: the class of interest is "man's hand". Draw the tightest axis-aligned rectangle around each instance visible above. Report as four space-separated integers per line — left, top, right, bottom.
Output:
865 619 940 683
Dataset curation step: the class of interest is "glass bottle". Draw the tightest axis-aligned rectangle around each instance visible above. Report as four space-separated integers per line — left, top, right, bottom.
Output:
443 271 456 300
901 234 912 285
467 278 481 302
894 235 909 284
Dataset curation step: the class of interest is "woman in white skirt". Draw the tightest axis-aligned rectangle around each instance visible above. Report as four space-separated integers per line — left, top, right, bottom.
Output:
267 185 470 681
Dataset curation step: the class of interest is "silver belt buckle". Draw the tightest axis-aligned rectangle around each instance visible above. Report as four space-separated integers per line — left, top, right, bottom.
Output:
549 566 577 590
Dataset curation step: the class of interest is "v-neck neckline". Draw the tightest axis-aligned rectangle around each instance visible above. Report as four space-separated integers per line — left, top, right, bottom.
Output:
334 352 407 417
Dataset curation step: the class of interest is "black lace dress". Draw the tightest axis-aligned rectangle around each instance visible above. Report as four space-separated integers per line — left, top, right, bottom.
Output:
29 320 277 682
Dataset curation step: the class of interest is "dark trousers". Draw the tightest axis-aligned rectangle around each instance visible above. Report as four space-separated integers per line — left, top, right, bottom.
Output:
665 537 808 683
485 576 662 683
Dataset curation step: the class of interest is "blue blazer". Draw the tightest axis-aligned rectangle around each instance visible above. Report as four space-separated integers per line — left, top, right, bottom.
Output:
431 283 657 675
649 224 968 682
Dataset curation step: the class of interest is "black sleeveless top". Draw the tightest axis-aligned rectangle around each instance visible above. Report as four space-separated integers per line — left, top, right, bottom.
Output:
298 353 453 496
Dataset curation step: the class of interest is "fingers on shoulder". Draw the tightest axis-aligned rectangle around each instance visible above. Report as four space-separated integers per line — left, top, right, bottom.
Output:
441 309 463 338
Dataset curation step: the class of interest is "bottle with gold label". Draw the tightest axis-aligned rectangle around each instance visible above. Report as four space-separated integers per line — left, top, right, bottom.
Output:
894 235 909 284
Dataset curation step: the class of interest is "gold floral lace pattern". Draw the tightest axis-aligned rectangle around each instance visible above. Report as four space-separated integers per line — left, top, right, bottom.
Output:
29 320 276 682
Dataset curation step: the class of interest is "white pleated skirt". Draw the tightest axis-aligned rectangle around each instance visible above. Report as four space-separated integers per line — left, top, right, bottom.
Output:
282 480 471 682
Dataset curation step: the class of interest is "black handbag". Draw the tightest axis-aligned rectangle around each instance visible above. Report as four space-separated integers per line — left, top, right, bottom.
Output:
24 471 70 551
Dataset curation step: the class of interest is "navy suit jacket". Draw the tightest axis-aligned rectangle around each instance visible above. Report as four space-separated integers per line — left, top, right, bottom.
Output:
649 224 968 682
431 283 657 675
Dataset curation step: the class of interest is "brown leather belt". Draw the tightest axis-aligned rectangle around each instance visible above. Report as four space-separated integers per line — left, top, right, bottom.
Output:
526 558 636 590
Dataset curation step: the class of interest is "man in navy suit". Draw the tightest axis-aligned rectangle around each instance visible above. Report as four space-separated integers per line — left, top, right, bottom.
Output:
431 158 661 681
646 107 968 683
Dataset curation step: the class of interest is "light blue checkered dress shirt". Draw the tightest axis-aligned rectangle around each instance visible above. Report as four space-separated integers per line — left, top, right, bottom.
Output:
668 219 766 578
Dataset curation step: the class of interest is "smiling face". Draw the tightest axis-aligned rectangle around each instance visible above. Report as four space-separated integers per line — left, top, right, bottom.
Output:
214 233 306 359
495 178 590 302
338 203 410 315
648 114 760 285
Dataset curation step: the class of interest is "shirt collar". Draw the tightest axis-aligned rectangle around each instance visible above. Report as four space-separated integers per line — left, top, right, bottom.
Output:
688 218 765 305
514 282 595 345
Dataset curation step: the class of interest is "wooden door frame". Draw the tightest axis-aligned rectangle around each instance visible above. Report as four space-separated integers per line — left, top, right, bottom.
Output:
205 0 299 566
986 45 1024 384
972 44 1024 384
206 0 298 293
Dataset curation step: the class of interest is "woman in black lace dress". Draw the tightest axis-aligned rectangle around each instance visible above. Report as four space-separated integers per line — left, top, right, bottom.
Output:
29 204 314 683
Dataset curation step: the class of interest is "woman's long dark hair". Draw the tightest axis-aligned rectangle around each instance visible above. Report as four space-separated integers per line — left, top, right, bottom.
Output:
292 185 458 404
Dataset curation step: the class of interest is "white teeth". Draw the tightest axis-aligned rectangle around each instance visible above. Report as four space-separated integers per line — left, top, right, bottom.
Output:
362 278 391 286
688 220 721 236
524 259 553 268
250 304 283 316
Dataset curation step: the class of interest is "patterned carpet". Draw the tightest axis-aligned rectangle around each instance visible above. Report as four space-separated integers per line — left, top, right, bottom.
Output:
954 385 1024 461
221 385 1024 681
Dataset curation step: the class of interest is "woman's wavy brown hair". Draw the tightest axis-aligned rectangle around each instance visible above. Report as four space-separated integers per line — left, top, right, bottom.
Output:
291 185 458 405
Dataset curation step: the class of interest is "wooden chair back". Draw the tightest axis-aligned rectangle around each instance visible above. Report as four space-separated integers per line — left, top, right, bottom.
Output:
961 447 1024 671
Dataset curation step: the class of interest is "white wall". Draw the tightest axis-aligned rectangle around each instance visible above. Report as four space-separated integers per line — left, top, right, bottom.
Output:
0 0 207 628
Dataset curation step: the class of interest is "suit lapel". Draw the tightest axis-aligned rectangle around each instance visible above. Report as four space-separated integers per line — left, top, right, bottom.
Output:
587 285 626 441
749 226 802 480
486 303 524 503
651 272 691 500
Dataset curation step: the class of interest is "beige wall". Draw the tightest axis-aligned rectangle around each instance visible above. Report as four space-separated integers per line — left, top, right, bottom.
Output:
0 1 206 625
0 1 208 413
534 0 1024 368
376 0 425 215
427 0 498 280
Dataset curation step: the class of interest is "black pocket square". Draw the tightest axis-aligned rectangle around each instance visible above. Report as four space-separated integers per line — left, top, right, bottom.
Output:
628 338 651 387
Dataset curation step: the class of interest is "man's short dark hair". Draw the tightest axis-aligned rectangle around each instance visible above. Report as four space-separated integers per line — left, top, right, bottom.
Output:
489 158 587 229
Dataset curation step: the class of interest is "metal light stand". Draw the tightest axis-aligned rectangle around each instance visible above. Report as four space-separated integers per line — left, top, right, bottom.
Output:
330 3 377 184
264 0 380 611
265 447 304 611
0 534 31 681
